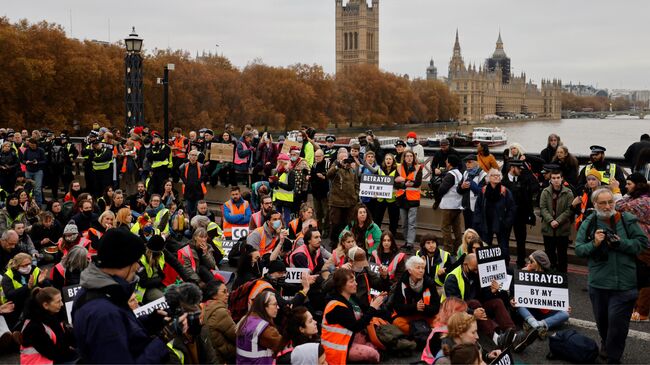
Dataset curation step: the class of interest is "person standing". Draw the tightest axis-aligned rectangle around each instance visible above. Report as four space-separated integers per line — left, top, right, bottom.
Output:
270 153 296 225
374 153 400 236
22 138 46 205
457 155 487 231
438 155 464 253
539 170 574 273
147 131 172 195
396 151 422 251
405 131 425 162
327 148 359 246
578 145 627 195
0 141 19 192
540 134 561 164
89 139 113 197
169 127 188 183
179 150 207 217
310 149 330 237
575 188 648 363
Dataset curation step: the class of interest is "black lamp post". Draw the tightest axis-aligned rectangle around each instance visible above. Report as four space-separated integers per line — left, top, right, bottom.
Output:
124 27 144 132
159 64 174 144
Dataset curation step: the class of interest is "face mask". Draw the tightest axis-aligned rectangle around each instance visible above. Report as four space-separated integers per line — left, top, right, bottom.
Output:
272 220 282 230
83 211 93 218
251 261 261 277
407 138 415 144
18 265 32 275
269 276 286 288
290 156 297 162
65 234 78 242
296 136 303 142
144 234 152 241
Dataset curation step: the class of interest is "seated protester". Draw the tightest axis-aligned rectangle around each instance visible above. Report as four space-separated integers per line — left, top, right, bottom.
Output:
434 312 501 365
136 235 198 304
71 199 98 234
50 245 89 292
203 281 237 364
114 207 133 231
234 245 263 287
247 211 291 257
249 194 274 231
108 189 128 215
510 250 569 339
442 254 537 353
161 179 179 208
20 287 77 364
195 200 216 222
29 212 63 264
131 213 157 236
325 230 357 271
458 228 480 258
178 228 218 285
391 255 441 335
289 228 327 274
370 231 407 283
339 203 382 254
290 343 327 365
128 181 150 215
145 194 171 235
85 210 115 250
421 297 468 364
416 234 454 290
48 200 69 228
288 203 314 240
0 193 28 233
250 181 271 213
13 221 37 258
71 193 100 215
0 300 20 353
63 180 82 204
1 253 47 328
222 186 252 239
96 186 113 212
321 268 386 364
18 189 40 226
0 230 20 273
57 221 92 256
449 343 484 365
291 218 318 247
276 306 321 364
165 283 218 364
206 221 225 264
236 291 286 364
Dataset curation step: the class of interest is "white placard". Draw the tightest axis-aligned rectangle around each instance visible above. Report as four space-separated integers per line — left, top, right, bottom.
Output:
476 247 509 288
359 175 394 199
285 268 310 284
133 297 169 318
62 285 82 324
513 270 569 311
221 240 237 256
232 227 249 240
369 263 379 273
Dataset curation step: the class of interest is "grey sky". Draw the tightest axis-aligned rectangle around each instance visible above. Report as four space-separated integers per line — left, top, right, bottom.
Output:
3 0 649 90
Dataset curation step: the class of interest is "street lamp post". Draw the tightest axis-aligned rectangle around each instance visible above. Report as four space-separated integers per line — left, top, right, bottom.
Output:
160 64 174 144
124 27 144 132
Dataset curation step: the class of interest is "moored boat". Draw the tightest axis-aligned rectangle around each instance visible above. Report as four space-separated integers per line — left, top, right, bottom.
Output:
472 127 507 147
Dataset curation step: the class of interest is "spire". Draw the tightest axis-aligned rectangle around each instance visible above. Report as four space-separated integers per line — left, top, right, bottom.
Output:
492 30 507 58
496 29 503 48
454 28 460 52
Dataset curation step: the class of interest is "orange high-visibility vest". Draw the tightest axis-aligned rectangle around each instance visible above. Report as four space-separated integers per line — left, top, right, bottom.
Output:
574 191 589 229
183 162 207 195
289 244 321 272
222 200 250 238
255 227 279 256
288 219 300 237
247 279 274 308
172 136 187 159
395 164 421 201
322 300 354 365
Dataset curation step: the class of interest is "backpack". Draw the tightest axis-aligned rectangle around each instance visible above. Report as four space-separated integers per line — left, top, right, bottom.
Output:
547 329 599 363
228 279 259 323
227 236 248 267
410 320 431 349
51 145 66 165
370 318 416 356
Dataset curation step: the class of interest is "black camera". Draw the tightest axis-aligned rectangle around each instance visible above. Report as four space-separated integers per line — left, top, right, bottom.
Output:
170 310 202 337
366 130 374 136
603 228 621 248
343 157 355 165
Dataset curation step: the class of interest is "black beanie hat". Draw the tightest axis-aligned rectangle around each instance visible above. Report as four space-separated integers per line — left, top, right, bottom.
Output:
267 260 287 275
95 229 145 268
146 235 166 253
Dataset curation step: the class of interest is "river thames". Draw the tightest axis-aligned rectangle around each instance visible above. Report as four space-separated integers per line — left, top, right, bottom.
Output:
371 117 648 157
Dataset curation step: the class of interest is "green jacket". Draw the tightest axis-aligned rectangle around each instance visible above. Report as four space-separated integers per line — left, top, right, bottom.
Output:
340 221 382 254
539 185 574 237
575 212 648 290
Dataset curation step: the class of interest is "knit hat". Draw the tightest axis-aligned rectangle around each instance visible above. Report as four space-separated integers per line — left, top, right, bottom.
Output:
530 250 551 270
289 146 301 153
133 126 144 135
146 235 166 253
627 172 647 185
267 260 287 275
95 228 145 269
406 131 417 139
277 153 290 161
63 221 79 235
586 168 602 181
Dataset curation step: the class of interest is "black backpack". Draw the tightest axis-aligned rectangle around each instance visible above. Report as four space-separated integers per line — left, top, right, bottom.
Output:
547 329 599 363
409 319 431 349
51 145 66 165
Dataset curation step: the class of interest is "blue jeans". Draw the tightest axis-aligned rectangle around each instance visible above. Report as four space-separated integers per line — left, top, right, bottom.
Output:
400 207 417 246
516 307 569 329
185 199 198 218
25 169 43 205
589 286 638 363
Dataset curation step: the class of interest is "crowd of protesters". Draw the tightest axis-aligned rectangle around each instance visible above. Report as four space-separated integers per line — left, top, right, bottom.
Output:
0 124 648 364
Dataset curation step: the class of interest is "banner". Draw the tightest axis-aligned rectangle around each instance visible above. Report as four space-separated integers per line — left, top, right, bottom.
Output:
359 175 394 199
221 240 237 256
285 268 310 283
281 140 302 154
476 247 509 289
209 143 234 162
134 297 169 318
232 227 249 240
62 285 82 323
489 348 514 365
514 270 569 311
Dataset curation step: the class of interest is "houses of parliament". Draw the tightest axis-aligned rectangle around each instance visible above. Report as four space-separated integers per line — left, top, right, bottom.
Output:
335 0 562 121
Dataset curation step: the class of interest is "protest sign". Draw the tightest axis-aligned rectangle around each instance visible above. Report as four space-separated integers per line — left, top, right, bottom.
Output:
281 140 302 154
286 268 310 283
220 240 237 256
514 270 569 311
209 143 234 162
489 348 514 365
62 285 82 323
476 247 509 288
369 263 380 274
359 175 394 199
134 297 169 318
232 227 249 240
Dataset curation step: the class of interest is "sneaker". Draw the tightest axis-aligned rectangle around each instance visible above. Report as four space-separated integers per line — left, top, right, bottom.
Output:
631 311 650 322
537 325 548 340
495 329 516 350
513 328 538 353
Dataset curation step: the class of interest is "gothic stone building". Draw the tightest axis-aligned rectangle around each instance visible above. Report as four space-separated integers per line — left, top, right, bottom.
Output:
446 31 562 121
335 0 379 73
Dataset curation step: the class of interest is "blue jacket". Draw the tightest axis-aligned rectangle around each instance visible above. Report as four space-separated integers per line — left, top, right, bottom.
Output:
22 147 46 173
473 184 516 235
223 198 252 225
72 264 168 364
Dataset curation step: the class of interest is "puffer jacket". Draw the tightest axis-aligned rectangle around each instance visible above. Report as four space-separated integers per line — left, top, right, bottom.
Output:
539 184 574 237
203 300 236 364
327 163 359 208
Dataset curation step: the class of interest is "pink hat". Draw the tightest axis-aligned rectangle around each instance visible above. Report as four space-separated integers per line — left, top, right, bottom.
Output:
278 153 290 161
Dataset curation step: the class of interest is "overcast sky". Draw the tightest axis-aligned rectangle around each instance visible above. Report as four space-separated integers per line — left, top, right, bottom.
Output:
3 0 649 90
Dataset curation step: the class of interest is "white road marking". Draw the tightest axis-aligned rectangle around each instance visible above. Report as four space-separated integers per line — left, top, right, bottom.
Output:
569 318 650 341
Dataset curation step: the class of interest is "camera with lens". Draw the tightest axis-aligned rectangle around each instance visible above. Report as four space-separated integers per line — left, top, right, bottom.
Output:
603 228 621 248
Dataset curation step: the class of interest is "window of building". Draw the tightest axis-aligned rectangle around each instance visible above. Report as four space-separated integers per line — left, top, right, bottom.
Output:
464 82 467 90
354 32 358 49
463 95 468 104
344 33 348 50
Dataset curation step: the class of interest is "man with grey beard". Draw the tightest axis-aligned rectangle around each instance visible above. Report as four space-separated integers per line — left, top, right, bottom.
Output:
576 188 648 363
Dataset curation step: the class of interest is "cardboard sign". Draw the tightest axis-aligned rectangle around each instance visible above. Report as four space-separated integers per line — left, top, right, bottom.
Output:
369 263 380 274
476 247 509 289
285 268 310 283
62 285 82 323
210 143 234 162
489 348 514 365
514 270 569 311
134 297 169 318
281 140 302 154
232 227 249 240
359 175 394 199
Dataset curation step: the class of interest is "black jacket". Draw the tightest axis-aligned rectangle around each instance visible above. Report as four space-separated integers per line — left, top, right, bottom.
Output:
22 312 77 363
391 272 440 318
22 147 46 172
179 161 207 201
310 160 330 199
501 170 539 225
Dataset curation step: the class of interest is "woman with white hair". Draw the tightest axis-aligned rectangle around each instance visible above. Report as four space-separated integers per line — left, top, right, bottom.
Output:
390 255 440 335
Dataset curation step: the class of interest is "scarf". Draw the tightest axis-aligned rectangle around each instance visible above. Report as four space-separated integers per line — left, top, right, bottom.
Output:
409 277 423 293
485 183 502 203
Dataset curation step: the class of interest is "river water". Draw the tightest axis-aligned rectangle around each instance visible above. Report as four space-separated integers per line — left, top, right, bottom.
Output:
366 117 648 157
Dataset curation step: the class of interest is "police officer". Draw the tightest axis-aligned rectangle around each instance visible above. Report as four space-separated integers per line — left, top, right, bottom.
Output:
81 132 98 193
394 140 406 164
90 139 113 196
323 135 338 164
147 131 172 195
578 145 626 195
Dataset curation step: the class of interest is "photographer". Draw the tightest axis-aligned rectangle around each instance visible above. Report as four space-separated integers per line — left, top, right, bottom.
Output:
164 283 218 364
576 188 648 363
327 148 360 245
